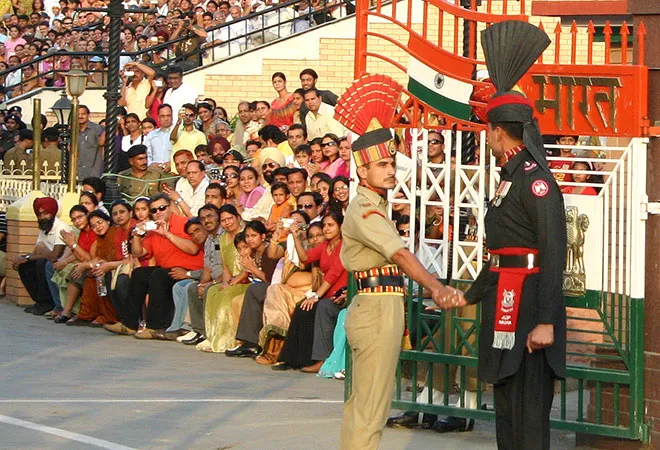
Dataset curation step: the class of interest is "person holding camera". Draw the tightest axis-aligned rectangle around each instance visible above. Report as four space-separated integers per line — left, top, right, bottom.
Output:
118 61 156 120
170 14 208 70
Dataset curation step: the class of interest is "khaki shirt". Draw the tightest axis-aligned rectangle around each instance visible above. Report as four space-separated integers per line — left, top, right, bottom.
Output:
118 168 162 199
340 185 406 272
3 145 32 171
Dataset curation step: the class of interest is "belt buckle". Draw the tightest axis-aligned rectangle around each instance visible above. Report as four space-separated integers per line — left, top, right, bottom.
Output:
527 253 535 270
490 254 500 268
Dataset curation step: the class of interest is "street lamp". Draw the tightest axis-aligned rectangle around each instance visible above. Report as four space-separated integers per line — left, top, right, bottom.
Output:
51 92 72 185
64 69 88 192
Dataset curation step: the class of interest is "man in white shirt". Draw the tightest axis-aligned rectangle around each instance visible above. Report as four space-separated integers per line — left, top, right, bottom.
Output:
13 197 71 315
163 65 198 116
145 104 174 171
170 160 210 217
304 88 345 140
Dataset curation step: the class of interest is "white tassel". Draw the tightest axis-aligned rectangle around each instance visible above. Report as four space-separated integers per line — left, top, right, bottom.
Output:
493 331 515 349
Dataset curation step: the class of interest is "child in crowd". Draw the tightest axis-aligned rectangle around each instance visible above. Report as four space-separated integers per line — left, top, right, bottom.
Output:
194 144 214 166
563 161 598 195
294 144 312 169
267 182 293 239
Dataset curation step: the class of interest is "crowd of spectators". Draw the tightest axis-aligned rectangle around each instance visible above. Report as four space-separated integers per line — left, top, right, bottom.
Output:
9 66 357 378
0 0 354 97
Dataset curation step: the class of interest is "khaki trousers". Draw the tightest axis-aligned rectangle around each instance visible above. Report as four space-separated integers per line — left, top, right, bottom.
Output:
340 294 405 450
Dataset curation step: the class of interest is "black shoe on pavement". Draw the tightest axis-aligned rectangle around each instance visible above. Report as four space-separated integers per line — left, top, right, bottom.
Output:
271 362 293 371
31 304 53 316
431 416 474 433
24 305 36 313
225 343 261 357
182 333 206 345
386 411 438 429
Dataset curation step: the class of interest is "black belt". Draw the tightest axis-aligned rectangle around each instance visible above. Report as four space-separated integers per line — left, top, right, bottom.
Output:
356 275 404 291
490 253 539 269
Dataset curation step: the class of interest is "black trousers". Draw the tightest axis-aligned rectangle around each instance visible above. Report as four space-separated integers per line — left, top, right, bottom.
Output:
278 302 318 369
120 267 177 330
235 282 268 346
110 273 130 323
18 258 55 306
493 350 555 450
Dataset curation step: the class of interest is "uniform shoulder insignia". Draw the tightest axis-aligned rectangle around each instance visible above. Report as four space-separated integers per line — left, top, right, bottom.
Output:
362 210 387 219
523 160 538 172
359 202 372 207
531 179 550 197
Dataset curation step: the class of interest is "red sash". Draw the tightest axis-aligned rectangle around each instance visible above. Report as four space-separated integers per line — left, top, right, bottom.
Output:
488 248 540 350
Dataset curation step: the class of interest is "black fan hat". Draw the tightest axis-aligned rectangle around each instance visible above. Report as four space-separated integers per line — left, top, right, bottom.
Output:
481 20 551 172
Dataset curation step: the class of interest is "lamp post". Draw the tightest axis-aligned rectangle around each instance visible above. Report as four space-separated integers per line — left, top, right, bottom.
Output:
64 68 88 192
51 92 72 185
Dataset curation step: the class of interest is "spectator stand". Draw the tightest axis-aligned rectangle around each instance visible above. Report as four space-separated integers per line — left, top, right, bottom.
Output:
0 0 357 98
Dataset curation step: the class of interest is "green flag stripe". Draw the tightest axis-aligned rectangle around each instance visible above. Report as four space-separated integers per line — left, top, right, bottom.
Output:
408 78 472 121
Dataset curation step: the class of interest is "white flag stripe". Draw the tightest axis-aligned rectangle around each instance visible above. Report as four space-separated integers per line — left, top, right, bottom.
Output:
407 56 473 105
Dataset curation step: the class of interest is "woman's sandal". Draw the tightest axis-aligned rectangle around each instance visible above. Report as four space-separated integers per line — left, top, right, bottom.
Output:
54 315 71 324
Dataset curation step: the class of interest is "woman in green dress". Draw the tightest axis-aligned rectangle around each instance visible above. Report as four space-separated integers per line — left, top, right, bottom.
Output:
197 205 249 353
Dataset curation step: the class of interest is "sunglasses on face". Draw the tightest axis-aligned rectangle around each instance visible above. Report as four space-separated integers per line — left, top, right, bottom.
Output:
224 172 238 179
183 113 195 118
321 141 337 148
262 162 278 170
150 204 168 214
297 203 314 210
334 185 348 192
428 139 443 145
398 228 410 236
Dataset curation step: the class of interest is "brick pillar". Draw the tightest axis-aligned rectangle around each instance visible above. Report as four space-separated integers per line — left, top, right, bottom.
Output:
5 191 47 307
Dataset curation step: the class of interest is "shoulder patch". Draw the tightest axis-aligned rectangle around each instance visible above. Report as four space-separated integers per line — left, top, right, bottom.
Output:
531 179 550 197
523 161 538 172
362 210 387 219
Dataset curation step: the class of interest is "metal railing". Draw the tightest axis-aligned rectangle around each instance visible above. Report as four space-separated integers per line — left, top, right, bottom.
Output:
1 0 355 96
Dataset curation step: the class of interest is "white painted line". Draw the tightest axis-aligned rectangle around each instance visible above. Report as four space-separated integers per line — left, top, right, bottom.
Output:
0 398 344 404
0 414 136 450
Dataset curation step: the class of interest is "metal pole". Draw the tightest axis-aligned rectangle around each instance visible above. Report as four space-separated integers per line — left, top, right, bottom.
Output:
32 98 42 191
68 96 80 193
460 0 477 164
102 0 123 203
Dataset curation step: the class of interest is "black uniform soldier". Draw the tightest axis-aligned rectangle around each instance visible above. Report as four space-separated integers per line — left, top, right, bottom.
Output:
440 21 567 449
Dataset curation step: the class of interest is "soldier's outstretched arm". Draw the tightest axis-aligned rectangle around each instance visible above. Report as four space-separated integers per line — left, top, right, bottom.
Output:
391 248 458 306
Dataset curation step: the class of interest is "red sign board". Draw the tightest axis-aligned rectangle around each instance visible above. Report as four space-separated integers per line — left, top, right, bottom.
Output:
518 64 648 137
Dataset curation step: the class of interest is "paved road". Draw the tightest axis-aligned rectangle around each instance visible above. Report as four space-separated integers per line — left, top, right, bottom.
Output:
0 299 587 450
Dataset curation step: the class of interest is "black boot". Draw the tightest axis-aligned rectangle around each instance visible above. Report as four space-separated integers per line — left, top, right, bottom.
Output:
386 411 438 429
431 416 475 433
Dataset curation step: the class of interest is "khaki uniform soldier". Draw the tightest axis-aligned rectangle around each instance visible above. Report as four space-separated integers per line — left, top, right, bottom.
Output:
118 144 162 199
340 127 458 450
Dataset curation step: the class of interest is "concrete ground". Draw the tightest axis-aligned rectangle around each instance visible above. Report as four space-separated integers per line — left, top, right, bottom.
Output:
0 299 588 450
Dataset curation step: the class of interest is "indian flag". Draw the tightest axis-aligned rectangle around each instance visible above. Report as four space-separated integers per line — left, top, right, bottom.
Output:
407 34 474 121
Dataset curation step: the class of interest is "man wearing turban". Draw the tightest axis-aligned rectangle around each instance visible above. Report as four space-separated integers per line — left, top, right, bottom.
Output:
12 197 71 316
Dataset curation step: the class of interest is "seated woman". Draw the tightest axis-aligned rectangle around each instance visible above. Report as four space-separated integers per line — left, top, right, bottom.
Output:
274 211 347 372
329 176 350 215
52 205 97 323
562 161 598 195
237 166 266 216
321 133 348 179
79 190 101 213
66 211 126 326
195 205 250 353
255 210 317 364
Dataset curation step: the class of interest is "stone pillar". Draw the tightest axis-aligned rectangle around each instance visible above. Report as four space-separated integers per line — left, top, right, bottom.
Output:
5 191 46 306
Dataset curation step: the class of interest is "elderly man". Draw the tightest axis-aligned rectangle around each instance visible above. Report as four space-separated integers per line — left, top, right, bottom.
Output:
167 160 210 217
104 193 204 337
231 101 253 147
118 145 162 200
13 197 71 315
